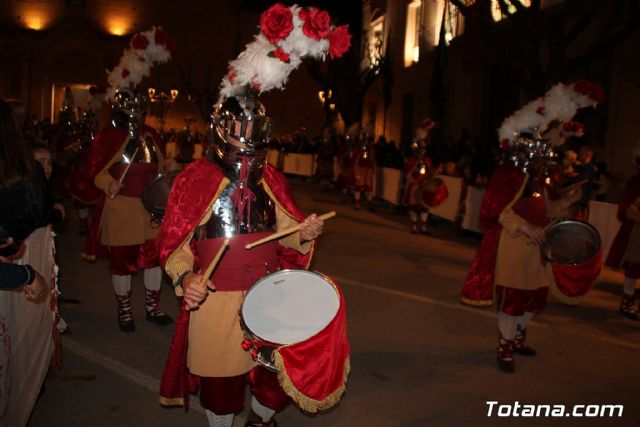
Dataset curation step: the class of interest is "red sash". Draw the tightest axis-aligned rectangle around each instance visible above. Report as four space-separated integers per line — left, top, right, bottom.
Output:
109 162 158 198
195 233 279 292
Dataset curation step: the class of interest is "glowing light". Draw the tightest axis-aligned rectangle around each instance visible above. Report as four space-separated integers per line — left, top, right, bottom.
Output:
419 165 426 175
412 45 420 63
23 11 47 30
545 177 551 185
106 16 132 36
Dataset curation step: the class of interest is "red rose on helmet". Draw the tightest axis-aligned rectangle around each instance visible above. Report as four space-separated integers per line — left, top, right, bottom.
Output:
121 68 130 78
260 3 293 43
155 27 177 52
328 25 351 59
131 34 149 50
299 8 331 41
272 47 290 63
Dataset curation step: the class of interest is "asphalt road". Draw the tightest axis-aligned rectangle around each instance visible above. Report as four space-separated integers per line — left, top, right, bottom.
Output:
29 178 640 427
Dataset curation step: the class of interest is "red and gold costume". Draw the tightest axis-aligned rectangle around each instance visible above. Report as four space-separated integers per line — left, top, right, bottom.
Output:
606 171 640 319
82 126 164 266
157 159 349 414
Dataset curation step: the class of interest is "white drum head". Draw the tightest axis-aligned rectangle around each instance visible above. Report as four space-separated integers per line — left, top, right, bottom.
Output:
241 270 340 345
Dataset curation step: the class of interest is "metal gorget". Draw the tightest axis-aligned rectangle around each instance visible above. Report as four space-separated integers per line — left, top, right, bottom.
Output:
195 143 275 239
117 132 160 165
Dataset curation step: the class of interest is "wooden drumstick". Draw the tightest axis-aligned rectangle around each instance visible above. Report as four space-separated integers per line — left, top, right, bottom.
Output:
185 238 229 311
244 211 336 250
110 147 139 199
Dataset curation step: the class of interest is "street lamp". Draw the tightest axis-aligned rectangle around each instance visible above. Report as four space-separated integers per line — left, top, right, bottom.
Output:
147 86 179 134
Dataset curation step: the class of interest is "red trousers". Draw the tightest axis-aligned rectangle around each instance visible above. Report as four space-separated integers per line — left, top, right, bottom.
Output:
109 240 159 275
496 286 549 317
624 261 640 279
199 366 290 415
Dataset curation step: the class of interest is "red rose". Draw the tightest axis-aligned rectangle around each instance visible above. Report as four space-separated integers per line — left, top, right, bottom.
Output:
121 68 130 78
328 25 351 59
154 27 177 52
259 3 293 43
299 7 331 41
573 79 605 104
271 47 290 63
536 106 545 115
227 67 237 84
131 34 149 50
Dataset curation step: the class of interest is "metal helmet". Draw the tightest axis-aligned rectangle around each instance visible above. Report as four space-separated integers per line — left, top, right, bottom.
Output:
111 87 149 137
503 130 557 175
210 88 272 155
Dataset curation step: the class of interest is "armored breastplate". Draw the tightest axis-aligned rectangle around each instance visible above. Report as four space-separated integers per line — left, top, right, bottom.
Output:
117 132 160 165
195 144 276 239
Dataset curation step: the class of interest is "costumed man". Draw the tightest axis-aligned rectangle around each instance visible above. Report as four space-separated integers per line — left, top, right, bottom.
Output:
158 4 351 427
351 121 376 210
47 87 79 201
606 143 640 320
461 80 604 372
402 118 446 234
337 124 358 204
65 86 104 235
83 26 177 331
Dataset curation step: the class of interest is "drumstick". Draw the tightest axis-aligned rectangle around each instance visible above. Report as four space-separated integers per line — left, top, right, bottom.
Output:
244 211 336 250
110 147 139 199
185 238 229 311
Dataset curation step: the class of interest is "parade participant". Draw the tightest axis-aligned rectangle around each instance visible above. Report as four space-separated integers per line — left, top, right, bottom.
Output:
402 118 446 234
337 123 358 203
606 143 640 320
158 5 351 426
82 27 177 332
353 133 376 210
66 87 105 234
47 87 79 200
461 80 604 372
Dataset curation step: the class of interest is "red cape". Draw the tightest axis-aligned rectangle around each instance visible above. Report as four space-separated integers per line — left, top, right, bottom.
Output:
606 172 640 269
82 126 164 260
158 159 349 412
461 165 526 306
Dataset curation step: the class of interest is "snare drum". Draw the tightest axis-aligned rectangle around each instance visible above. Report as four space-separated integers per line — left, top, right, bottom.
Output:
541 220 603 305
239 269 350 412
240 269 340 371
142 170 180 223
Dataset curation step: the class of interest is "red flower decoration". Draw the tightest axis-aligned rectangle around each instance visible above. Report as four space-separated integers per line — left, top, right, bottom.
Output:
573 79 605 104
536 106 545 115
271 47 290 63
227 67 237 84
328 25 351 59
155 27 177 52
121 68 130 78
131 34 149 50
500 139 511 150
260 3 293 43
562 121 584 134
299 7 331 41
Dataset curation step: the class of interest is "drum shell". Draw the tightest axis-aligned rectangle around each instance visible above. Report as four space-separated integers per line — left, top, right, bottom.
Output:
141 170 179 222
415 177 448 208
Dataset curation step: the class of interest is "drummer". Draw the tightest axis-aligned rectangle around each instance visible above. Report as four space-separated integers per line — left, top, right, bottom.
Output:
461 80 603 373
83 87 174 331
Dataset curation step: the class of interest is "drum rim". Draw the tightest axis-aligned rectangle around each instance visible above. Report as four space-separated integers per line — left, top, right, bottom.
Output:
142 170 180 218
240 269 341 346
541 219 601 266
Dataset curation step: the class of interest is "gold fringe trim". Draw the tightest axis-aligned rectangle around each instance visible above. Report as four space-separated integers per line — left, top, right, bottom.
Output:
273 351 350 414
159 396 185 407
460 296 493 307
262 180 315 269
81 253 96 261
165 177 229 279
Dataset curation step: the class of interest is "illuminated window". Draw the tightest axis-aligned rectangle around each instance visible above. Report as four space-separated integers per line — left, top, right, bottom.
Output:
434 1 464 46
364 15 384 73
404 1 422 67
491 0 532 22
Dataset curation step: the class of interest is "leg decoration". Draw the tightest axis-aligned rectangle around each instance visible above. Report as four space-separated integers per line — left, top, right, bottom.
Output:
245 396 278 427
205 410 234 427
113 274 134 332
144 267 173 325
620 293 639 321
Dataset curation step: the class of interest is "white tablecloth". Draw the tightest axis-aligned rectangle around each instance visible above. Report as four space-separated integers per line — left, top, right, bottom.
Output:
1 226 56 426
462 186 485 233
282 153 316 177
380 168 402 204
587 200 621 259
